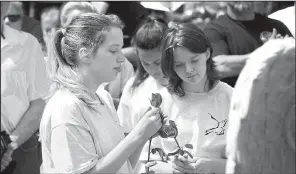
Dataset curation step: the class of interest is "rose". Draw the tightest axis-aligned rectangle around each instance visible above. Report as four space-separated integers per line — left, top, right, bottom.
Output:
150 93 162 108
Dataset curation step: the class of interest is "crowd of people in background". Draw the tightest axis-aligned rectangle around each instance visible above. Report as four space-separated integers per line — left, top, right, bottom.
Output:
1 1 295 174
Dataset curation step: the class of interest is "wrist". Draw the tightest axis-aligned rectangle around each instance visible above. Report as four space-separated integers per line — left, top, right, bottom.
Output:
129 126 147 144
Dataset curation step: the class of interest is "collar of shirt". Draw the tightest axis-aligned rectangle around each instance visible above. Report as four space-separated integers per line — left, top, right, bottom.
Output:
1 24 27 49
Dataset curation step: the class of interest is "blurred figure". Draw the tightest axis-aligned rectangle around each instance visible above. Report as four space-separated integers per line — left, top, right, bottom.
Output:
269 3 295 37
4 1 44 45
60 2 134 109
203 2 293 87
1 1 50 174
4 1 23 30
60 2 98 27
40 6 60 55
226 38 295 174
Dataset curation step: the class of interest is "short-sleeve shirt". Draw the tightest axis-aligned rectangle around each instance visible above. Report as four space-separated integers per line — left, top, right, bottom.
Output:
117 76 172 173
1 25 50 133
39 85 133 174
203 13 293 87
160 82 233 160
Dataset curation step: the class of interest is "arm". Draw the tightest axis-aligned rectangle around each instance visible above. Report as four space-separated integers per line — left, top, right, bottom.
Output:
213 54 249 79
204 24 250 79
9 99 45 149
10 34 49 149
86 127 146 173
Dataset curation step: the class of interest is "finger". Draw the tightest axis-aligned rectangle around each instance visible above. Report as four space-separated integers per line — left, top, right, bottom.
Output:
143 106 152 115
178 155 190 164
145 161 157 168
284 34 290 39
2 155 12 163
276 33 283 39
173 164 196 173
1 160 10 168
1 164 6 172
172 169 184 174
271 28 277 38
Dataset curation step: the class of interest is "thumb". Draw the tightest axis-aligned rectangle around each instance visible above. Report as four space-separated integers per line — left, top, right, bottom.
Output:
271 28 277 38
143 106 152 115
146 161 157 168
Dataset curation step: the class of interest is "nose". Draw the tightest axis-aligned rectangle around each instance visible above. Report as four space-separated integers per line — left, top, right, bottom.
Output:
185 63 194 74
116 51 125 63
4 17 10 25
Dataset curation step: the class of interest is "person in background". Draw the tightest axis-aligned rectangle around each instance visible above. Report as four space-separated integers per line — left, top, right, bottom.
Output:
59 2 134 109
1 1 50 174
203 2 293 87
146 22 233 173
269 2 295 37
117 15 170 173
40 6 61 56
39 13 162 173
4 1 44 46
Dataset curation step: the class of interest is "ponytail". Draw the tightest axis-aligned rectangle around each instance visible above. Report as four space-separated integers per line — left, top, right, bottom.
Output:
45 29 103 111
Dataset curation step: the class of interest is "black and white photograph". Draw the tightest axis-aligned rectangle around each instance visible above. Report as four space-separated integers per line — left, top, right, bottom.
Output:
1 1 295 174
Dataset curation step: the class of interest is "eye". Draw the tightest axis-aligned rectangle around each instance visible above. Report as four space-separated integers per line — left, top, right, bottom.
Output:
142 62 149 66
191 58 198 63
110 50 117 54
174 63 182 68
154 62 161 66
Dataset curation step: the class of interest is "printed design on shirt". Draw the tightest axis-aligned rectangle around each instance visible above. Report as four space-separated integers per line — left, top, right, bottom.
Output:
205 113 227 135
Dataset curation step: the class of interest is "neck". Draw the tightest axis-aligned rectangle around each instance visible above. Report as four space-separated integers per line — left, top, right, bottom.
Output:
182 74 209 93
227 7 255 21
81 71 102 97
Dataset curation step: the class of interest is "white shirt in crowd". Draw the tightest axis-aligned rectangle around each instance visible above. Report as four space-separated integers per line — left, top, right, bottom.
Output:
39 84 133 174
160 81 233 160
1 24 50 133
269 5 295 37
117 76 172 173
118 78 232 173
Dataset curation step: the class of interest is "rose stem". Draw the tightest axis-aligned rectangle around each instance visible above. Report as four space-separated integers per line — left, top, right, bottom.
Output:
174 138 181 149
146 137 152 174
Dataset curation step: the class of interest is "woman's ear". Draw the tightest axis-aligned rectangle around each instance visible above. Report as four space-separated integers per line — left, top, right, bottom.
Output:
79 47 91 63
206 48 211 60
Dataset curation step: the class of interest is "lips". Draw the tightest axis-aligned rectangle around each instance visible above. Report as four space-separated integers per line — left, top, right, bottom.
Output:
114 66 121 72
187 74 197 78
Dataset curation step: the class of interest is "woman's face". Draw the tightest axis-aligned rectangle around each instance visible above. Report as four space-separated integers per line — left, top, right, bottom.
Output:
4 3 23 30
137 47 166 82
89 27 125 83
173 46 209 85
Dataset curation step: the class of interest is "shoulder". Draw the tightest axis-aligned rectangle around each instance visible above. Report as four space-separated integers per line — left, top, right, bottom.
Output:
269 6 294 20
204 15 230 30
214 81 233 100
43 89 84 128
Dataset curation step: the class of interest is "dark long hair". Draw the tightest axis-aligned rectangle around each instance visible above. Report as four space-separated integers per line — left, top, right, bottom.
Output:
130 15 168 91
161 22 218 97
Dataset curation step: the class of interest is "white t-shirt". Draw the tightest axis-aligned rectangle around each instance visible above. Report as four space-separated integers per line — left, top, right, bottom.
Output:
117 76 171 133
117 76 172 173
1 25 50 133
160 82 233 160
39 85 133 174
269 6 295 37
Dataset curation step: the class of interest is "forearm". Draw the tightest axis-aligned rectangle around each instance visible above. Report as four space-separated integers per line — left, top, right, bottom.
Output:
213 54 249 79
9 98 45 149
86 129 145 173
129 141 146 169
